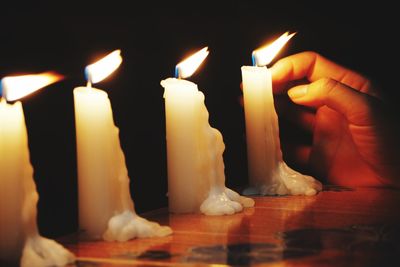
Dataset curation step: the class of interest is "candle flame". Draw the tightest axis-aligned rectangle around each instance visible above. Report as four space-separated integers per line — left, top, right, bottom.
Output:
1 72 63 101
85 50 122 84
175 47 209 79
252 32 296 67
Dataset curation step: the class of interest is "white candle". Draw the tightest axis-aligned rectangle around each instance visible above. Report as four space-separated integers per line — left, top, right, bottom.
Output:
162 47 254 215
162 78 203 212
0 73 75 266
241 32 322 196
74 50 172 241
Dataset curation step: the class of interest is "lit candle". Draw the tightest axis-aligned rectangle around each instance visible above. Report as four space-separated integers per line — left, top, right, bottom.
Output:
241 32 322 196
161 47 254 215
0 73 75 266
74 50 172 241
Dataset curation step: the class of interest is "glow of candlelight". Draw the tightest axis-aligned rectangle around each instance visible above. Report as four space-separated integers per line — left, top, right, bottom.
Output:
252 32 296 67
175 47 209 79
85 50 122 85
1 72 63 101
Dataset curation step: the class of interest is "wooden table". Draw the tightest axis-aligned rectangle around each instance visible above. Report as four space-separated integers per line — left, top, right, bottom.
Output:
63 186 400 266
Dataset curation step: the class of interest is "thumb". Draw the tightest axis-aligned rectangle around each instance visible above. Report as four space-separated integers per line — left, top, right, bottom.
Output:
287 78 378 126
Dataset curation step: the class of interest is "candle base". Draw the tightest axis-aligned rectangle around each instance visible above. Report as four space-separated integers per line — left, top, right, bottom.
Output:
244 161 322 196
20 235 75 267
102 210 172 242
200 187 255 216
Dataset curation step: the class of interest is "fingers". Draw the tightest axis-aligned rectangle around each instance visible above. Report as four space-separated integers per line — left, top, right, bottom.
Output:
308 106 345 182
287 78 377 126
271 51 372 94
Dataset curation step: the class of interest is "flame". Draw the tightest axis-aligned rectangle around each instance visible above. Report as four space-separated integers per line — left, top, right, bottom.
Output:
85 49 122 84
252 32 296 67
175 47 209 79
1 72 63 101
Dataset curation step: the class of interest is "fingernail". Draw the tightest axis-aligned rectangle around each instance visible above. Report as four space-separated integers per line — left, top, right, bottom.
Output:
288 86 308 99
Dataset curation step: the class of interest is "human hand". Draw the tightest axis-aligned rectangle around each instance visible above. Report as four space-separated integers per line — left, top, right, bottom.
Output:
270 51 400 188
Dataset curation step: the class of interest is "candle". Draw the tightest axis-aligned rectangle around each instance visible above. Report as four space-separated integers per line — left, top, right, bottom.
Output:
161 47 254 215
0 73 75 266
241 32 322 196
74 50 172 241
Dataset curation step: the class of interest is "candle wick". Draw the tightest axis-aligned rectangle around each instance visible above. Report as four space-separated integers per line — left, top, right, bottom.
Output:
0 81 3 100
174 66 182 79
252 54 257 67
86 80 92 88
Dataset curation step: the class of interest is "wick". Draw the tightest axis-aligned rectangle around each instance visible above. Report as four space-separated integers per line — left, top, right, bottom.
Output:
84 68 93 88
0 81 3 100
252 54 257 67
174 66 182 79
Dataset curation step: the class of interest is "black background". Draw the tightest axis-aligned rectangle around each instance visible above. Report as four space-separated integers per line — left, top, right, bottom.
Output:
1 1 398 237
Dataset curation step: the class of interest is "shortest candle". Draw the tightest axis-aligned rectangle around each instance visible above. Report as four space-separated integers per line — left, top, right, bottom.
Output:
0 73 75 266
161 47 254 215
74 50 172 241
241 32 322 196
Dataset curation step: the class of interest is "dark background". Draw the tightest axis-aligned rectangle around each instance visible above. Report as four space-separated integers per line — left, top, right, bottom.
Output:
1 1 398 237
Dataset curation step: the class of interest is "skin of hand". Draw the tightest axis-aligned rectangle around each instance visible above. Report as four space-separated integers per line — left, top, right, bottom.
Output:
270 51 400 188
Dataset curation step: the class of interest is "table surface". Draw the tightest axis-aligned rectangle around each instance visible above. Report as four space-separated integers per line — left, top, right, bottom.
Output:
62 186 400 266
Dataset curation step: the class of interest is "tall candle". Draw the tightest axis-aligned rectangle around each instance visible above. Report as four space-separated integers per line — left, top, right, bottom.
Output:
74 50 171 241
162 47 254 215
241 32 322 196
0 73 75 266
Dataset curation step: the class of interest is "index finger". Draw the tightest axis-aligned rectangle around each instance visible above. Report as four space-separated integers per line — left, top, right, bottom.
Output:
271 51 371 94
